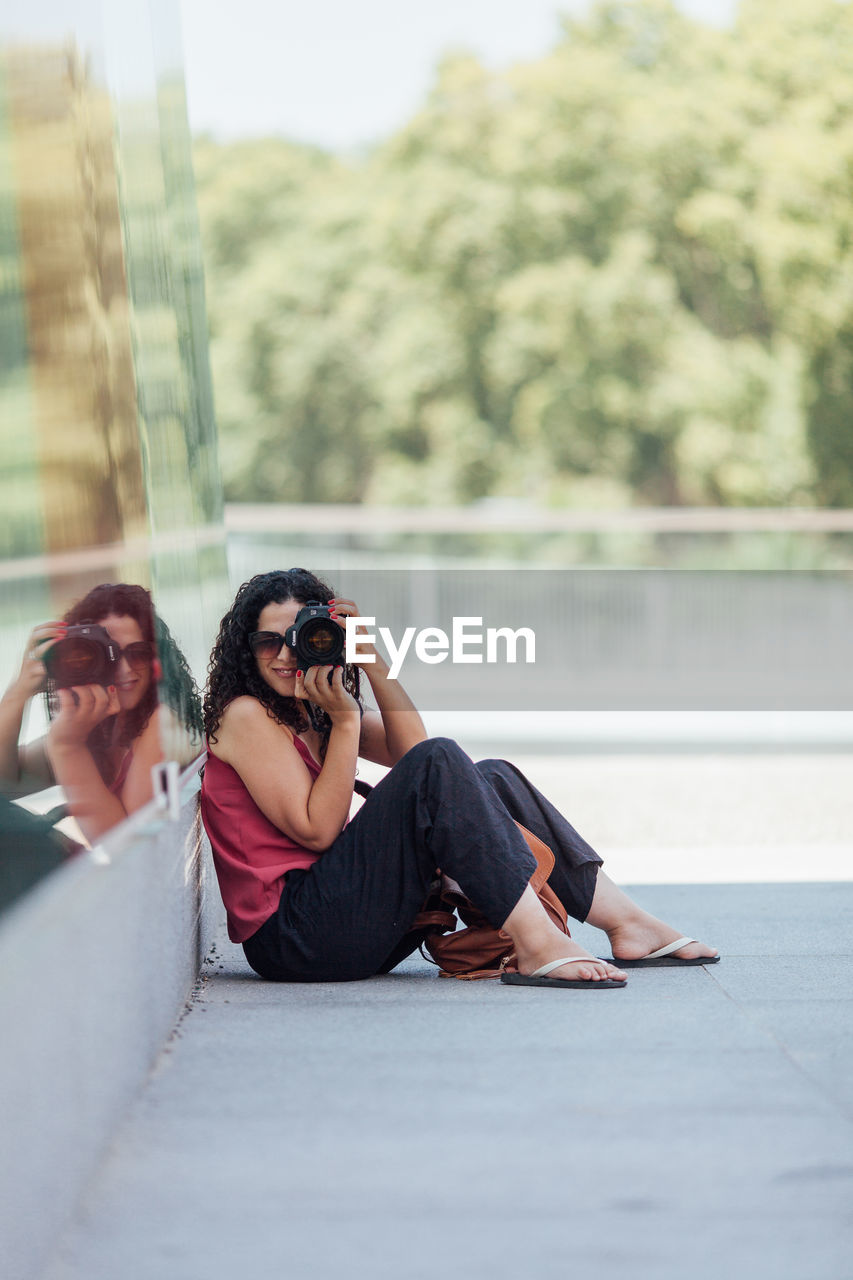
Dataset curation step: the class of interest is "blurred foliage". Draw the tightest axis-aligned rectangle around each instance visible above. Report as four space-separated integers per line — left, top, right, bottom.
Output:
193 0 853 508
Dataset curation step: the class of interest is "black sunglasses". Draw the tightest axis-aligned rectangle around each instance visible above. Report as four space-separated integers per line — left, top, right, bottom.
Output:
248 631 291 659
115 641 156 670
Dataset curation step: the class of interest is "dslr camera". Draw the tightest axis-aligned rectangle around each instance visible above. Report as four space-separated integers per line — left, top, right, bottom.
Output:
285 602 345 669
43 624 119 689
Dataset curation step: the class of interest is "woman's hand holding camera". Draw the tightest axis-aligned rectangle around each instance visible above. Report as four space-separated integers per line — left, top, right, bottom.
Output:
327 597 376 664
327 596 427 765
295 664 360 729
10 622 67 702
47 682 121 750
293 596 362 727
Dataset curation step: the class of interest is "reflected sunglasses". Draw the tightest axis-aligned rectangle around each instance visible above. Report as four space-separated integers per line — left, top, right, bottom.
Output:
248 631 291 659
115 641 156 670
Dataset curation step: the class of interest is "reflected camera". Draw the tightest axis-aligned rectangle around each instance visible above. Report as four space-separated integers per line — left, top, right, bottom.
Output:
285 602 344 669
44 624 119 688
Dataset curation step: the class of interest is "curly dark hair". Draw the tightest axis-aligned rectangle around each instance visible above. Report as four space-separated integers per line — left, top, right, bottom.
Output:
204 568 362 755
56 583 203 785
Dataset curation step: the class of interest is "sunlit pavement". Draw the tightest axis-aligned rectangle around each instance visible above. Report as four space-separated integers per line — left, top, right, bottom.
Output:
42 754 853 1280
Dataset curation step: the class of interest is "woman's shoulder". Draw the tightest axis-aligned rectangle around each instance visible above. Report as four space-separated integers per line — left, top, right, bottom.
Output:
210 697 295 759
219 696 289 729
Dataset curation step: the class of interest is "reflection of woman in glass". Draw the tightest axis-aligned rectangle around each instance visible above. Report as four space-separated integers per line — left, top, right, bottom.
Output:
0 583 202 844
201 568 718 988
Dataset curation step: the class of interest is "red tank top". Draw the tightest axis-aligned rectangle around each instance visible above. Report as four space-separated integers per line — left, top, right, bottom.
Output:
200 735 323 943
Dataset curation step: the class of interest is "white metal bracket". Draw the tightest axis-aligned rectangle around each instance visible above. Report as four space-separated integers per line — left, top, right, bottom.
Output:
151 760 181 822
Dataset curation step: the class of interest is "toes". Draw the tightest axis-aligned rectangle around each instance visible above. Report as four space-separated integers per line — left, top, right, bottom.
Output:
544 955 628 983
675 943 717 960
556 959 600 981
575 960 625 982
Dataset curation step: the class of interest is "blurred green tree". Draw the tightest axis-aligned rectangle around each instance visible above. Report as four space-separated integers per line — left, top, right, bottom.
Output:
193 0 853 508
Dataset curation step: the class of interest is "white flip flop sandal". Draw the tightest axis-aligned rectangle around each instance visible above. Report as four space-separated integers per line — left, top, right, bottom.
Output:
501 955 627 989
601 936 721 967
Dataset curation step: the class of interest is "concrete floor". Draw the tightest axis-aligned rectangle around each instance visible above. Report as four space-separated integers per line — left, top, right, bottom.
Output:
40 754 853 1280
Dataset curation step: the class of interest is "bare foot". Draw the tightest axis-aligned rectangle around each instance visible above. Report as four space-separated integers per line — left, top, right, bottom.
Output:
517 937 628 983
606 913 718 962
503 884 628 982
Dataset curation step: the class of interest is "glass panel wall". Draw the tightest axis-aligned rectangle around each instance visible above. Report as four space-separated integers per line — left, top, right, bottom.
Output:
0 1 228 910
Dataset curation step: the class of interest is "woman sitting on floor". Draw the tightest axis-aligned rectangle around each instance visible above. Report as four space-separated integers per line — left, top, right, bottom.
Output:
200 568 718 988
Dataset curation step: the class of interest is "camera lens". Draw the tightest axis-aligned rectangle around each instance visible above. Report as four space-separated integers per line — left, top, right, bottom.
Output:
50 639 101 685
43 625 118 688
303 622 339 660
289 603 345 668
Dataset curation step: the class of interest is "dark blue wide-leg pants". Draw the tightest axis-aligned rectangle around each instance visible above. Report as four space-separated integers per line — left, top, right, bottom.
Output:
242 738 602 982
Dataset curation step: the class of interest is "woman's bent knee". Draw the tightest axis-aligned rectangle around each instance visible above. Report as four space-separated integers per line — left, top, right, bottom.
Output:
387 736 473 793
476 756 511 774
475 757 515 785
398 736 468 769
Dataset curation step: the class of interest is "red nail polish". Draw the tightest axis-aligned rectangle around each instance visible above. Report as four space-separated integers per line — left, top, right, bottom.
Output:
296 670 303 678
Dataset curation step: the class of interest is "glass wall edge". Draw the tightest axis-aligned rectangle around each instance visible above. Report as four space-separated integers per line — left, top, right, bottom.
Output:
0 752 208 942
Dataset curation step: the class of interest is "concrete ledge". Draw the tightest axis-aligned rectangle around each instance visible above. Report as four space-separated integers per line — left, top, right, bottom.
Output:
0 764 225 1280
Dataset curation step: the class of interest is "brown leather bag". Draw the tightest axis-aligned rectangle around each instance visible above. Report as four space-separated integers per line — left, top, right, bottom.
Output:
414 821 572 980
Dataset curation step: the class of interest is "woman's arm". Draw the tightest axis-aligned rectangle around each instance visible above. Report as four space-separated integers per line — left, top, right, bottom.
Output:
49 701 196 844
212 671 361 852
329 599 427 767
0 622 66 792
117 704 171 816
0 687 50 791
358 659 427 766
44 684 127 844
